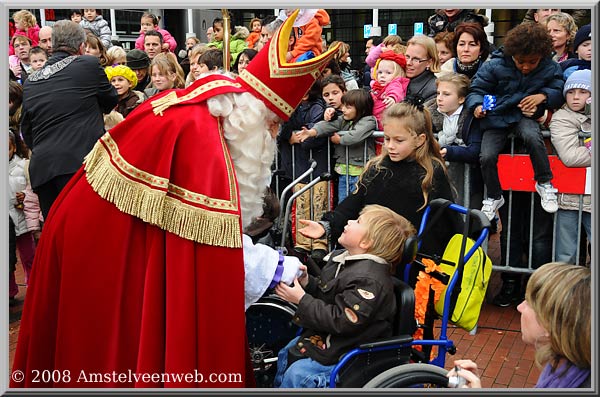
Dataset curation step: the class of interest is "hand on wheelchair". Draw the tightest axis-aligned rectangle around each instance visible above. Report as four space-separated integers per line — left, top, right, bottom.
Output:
446 359 482 388
274 277 306 305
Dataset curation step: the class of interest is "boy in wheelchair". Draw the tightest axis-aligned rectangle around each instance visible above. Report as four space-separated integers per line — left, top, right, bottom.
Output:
273 204 416 388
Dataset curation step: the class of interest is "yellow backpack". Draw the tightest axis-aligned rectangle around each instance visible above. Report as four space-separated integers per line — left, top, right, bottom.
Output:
434 233 492 332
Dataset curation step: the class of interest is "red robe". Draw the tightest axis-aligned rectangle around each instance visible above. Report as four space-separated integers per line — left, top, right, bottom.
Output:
11 75 256 387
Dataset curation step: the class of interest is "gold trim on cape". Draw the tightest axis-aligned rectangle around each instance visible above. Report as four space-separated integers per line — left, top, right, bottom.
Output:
83 133 242 248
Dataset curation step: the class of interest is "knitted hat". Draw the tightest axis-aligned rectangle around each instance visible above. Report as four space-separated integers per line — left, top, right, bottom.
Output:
126 49 150 70
105 64 138 87
236 9 340 120
563 69 591 96
573 24 591 52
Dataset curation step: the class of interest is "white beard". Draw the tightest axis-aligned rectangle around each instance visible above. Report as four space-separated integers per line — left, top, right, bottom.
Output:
207 92 278 232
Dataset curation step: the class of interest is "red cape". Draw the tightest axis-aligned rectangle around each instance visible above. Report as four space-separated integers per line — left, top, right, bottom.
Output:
11 75 256 387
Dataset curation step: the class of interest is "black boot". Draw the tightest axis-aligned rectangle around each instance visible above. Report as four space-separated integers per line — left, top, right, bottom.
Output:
492 279 521 307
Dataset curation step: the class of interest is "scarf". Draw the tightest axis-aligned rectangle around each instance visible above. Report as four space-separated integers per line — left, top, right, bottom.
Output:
455 57 481 80
535 362 590 388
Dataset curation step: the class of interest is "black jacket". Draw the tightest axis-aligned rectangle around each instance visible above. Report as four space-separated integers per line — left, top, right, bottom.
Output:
21 51 118 189
291 250 396 365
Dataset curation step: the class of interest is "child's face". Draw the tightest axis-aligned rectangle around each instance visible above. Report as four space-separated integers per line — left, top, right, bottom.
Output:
185 38 197 49
237 53 251 74
322 83 344 109
198 63 211 75
14 18 24 30
376 59 399 86
577 40 592 61
83 9 97 22
85 43 101 57
113 56 127 66
436 42 453 65
30 53 47 71
110 76 133 97
436 81 465 115
456 32 481 65
512 54 542 75
546 20 568 49
383 118 426 162
151 65 175 91
251 21 261 33
341 103 357 121
189 54 202 80
140 17 156 33
338 215 371 253
213 23 224 42
565 88 591 113
71 13 82 23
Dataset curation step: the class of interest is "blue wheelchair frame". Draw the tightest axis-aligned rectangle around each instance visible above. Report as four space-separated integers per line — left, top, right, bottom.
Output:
328 200 490 388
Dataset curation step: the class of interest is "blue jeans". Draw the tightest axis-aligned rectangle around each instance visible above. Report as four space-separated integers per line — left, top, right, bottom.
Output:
555 209 591 264
274 336 336 388
338 174 359 203
480 118 553 199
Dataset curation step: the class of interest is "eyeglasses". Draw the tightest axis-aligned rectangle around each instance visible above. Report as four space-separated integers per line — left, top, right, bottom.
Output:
405 55 430 64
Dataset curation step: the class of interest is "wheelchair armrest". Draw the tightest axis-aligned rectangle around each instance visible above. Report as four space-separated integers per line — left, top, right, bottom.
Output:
358 335 413 350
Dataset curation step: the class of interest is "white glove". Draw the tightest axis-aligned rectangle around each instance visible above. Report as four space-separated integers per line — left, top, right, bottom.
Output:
280 255 302 285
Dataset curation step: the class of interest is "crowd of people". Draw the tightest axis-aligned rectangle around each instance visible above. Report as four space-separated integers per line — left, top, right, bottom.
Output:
7 7 592 390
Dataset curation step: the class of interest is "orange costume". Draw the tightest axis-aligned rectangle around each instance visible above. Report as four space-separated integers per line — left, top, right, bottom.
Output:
11 11 339 388
289 9 330 63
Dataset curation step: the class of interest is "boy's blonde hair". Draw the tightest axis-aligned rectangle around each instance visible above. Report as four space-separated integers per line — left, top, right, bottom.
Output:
359 204 416 267
106 46 127 66
525 262 590 370
406 35 440 73
12 10 37 29
435 73 470 99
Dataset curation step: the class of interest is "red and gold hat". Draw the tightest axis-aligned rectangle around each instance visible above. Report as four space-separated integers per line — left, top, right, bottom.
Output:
236 9 340 120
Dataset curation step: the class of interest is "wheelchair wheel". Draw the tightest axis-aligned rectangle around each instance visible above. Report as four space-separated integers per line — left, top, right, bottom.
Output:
363 363 450 388
246 295 299 388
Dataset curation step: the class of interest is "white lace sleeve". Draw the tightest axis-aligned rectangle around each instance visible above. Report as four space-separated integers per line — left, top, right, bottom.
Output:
242 234 302 311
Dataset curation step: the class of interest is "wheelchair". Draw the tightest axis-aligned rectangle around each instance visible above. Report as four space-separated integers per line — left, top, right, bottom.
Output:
247 192 490 387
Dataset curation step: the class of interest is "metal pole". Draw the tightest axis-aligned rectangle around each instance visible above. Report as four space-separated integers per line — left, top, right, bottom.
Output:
187 9 195 38
39 9 46 26
110 9 119 41
221 9 231 72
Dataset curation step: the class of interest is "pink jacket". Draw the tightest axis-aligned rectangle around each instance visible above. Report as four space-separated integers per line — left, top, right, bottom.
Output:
135 28 177 52
9 25 40 56
371 76 410 129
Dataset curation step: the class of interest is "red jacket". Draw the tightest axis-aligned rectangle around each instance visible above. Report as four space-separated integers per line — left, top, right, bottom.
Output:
9 25 40 56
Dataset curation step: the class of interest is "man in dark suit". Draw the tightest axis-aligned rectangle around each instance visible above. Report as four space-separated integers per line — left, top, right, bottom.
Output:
21 20 118 218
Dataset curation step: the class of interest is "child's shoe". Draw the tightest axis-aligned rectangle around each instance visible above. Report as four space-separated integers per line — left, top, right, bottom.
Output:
481 196 505 221
535 182 558 213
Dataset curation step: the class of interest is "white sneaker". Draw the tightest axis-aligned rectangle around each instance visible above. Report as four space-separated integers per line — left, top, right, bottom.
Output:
536 182 558 213
481 196 505 221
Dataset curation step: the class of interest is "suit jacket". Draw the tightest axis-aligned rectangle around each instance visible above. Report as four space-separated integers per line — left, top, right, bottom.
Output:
21 51 118 189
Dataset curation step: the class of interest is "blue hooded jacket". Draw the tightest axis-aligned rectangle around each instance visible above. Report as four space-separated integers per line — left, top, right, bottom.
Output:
465 48 564 130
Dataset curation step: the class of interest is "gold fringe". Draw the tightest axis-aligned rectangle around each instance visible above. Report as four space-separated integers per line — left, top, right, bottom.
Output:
151 91 180 116
84 142 242 248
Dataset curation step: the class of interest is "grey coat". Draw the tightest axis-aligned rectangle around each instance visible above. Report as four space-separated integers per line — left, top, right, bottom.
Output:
549 105 591 212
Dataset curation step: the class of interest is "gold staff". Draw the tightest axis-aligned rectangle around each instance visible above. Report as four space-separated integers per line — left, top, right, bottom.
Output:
221 9 231 72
